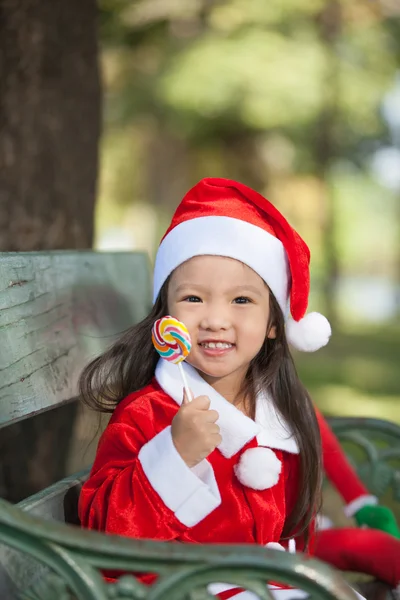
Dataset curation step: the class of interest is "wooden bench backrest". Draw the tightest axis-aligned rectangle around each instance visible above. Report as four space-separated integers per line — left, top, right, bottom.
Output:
0 251 152 429
0 250 152 597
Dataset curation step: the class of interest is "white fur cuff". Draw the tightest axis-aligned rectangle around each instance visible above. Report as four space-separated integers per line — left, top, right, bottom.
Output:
139 426 221 526
344 494 378 518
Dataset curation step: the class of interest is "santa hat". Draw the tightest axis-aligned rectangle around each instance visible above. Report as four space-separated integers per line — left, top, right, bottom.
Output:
153 177 331 352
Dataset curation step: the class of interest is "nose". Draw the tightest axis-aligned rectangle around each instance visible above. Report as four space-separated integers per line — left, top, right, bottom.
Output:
200 303 231 332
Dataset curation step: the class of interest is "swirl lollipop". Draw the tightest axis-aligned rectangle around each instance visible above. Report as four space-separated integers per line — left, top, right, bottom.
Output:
152 316 193 400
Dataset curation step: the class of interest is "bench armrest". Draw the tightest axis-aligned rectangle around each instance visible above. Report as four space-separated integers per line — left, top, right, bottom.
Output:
0 497 358 600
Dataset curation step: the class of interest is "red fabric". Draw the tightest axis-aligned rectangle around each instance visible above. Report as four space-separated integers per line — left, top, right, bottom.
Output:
315 528 400 587
79 380 295 544
79 380 303 583
216 585 294 599
162 178 310 322
217 590 244 599
316 407 369 504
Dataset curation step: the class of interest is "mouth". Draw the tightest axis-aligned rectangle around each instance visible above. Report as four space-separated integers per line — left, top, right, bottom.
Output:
199 341 235 349
198 341 235 356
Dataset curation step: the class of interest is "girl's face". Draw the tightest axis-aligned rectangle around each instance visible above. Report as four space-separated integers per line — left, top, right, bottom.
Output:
168 255 276 401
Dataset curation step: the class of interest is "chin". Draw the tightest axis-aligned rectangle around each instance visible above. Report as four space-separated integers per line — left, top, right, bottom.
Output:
194 364 235 380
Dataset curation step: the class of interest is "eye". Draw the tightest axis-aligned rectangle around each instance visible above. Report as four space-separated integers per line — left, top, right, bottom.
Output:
183 295 202 303
233 296 252 304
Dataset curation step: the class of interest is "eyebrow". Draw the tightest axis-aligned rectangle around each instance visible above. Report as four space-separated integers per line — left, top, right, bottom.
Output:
174 283 263 296
174 283 207 293
230 285 263 297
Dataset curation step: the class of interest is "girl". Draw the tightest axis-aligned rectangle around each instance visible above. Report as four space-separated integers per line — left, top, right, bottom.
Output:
78 177 334 599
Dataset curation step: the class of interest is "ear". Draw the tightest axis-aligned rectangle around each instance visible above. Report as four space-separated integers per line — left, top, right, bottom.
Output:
267 325 277 340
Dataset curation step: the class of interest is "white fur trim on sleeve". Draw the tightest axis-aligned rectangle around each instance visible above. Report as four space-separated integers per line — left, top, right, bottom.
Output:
138 426 221 526
344 494 378 518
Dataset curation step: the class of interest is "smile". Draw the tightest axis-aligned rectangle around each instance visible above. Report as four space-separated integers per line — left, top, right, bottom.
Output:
200 342 233 349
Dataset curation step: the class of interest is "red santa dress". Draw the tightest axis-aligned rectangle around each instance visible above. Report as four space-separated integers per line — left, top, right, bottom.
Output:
79 359 318 600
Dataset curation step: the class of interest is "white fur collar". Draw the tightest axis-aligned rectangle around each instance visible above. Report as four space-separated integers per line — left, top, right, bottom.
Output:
155 360 299 457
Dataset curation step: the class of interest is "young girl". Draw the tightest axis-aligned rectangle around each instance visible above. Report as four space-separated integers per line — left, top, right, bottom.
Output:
78 177 334 599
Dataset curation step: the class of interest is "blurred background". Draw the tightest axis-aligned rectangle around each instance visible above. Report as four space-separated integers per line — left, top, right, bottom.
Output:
94 0 400 424
0 0 399 501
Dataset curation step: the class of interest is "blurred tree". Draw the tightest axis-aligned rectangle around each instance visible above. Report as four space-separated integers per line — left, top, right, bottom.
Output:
314 0 342 322
0 0 101 501
98 0 399 322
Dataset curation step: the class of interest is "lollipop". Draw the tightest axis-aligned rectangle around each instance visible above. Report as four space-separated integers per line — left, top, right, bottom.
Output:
152 316 193 400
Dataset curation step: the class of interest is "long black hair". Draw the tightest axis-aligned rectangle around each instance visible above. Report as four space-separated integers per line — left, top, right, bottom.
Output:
79 277 322 547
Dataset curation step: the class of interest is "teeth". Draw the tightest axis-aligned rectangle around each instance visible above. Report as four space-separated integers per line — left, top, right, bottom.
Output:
202 342 232 349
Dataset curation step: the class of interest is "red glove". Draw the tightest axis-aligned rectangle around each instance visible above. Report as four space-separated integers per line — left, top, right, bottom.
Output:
314 527 400 587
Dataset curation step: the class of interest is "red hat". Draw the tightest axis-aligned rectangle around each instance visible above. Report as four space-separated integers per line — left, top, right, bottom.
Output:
153 177 331 352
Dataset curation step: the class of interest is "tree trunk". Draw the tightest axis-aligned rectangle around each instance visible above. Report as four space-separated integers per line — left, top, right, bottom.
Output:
0 0 101 502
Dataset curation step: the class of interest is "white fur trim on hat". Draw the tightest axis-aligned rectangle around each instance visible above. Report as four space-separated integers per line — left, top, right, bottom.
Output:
153 216 290 312
234 447 282 490
285 312 331 352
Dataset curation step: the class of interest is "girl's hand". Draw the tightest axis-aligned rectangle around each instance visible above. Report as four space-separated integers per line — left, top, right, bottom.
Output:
171 391 221 468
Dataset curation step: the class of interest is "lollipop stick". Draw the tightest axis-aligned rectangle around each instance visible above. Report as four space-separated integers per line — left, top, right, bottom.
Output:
178 362 193 402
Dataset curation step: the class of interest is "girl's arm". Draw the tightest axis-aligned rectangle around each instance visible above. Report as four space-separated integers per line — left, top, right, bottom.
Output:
79 412 221 540
316 406 400 537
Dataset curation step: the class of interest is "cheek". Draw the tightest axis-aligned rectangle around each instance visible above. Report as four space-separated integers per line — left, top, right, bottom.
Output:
245 326 267 350
170 305 199 337
238 310 269 345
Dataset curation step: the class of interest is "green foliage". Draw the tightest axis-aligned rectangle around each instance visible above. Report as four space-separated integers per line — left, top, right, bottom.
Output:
296 323 400 423
99 0 398 147
158 30 325 133
96 0 400 326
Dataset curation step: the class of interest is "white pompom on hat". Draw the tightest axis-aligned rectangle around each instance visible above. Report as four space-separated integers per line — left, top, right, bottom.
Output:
153 177 331 352
286 312 331 353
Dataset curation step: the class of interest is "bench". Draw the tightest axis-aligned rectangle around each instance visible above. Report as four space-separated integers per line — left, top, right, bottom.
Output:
0 250 399 600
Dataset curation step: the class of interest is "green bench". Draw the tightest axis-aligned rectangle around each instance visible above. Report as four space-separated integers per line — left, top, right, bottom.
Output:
0 250 399 600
